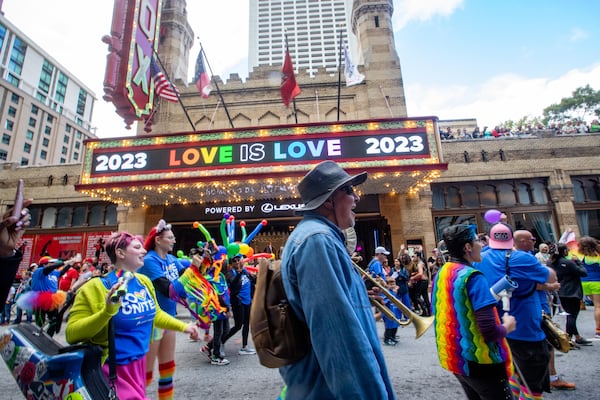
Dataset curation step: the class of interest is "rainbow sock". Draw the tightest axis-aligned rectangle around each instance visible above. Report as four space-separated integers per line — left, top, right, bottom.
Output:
158 360 175 400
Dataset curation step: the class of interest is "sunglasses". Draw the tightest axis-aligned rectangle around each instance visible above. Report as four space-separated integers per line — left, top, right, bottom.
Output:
339 186 354 195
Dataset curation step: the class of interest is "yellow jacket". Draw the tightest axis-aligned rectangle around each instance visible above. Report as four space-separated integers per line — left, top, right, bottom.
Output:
65 272 187 363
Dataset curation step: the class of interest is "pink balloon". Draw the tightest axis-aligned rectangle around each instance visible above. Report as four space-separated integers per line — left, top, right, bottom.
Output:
484 209 502 224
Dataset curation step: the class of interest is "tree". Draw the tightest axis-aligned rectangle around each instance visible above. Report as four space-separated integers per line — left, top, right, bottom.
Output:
543 85 600 124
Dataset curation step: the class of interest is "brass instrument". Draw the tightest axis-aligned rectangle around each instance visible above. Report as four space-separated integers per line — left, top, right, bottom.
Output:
352 261 434 339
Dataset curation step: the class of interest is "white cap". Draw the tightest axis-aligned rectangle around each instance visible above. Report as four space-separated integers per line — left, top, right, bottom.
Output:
375 246 390 255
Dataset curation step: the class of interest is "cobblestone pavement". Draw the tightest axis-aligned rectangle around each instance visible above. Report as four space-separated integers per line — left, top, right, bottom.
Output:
1 305 598 399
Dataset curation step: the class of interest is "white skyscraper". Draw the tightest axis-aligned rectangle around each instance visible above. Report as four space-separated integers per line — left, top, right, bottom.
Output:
249 0 355 76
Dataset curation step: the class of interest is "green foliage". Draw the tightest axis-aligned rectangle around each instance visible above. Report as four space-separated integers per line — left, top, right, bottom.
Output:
543 85 600 124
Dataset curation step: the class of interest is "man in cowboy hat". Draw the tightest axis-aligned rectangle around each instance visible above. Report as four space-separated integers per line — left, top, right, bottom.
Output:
279 160 395 400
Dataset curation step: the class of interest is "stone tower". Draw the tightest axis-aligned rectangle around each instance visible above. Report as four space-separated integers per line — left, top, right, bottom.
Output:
156 0 194 92
351 0 407 117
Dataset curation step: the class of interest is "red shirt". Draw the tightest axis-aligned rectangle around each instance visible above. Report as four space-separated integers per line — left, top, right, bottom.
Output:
58 268 79 291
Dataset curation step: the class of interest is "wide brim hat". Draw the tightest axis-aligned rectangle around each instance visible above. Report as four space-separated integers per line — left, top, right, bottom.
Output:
297 160 367 213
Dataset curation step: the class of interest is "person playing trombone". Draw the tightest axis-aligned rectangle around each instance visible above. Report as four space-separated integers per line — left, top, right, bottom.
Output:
432 224 516 400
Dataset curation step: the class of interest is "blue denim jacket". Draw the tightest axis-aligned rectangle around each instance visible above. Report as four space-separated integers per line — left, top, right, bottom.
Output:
280 212 395 400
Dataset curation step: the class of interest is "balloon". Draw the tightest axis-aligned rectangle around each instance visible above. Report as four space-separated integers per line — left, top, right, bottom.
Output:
220 217 229 247
215 245 227 261
227 242 240 257
238 243 250 255
244 219 268 243
193 221 200 229
240 220 248 242
484 209 502 224
246 247 254 258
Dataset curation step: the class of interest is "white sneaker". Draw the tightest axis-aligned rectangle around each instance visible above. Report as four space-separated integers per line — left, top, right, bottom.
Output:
238 347 256 355
219 348 225 358
211 357 230 366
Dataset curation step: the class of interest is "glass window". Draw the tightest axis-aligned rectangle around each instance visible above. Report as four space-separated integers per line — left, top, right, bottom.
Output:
8 37 26 78
434 215 476 243
446 186 461 208
8 106 16 117
40 150 47 159
105 204 118 225
517 183 532 205
11 93 19 104
23 143 31 153
61 146 68 155
38 60 54 96
56 207 73 228
29 207 41 228
29 118 36 127
63 135 69 144
480 185 497 206
25 130 34 140
72 206 87 227
42 137 49 146
20 158 28 166
576 209 600 238
0 150 7 160
45 126 51 135
55 72 68 104
1 133 10 144
41 207 57 228
31 105 39 115
88 205 105 226
462 185 479 207
73 152 78 161
498 183 516 206
5 120 14 131
511 211 556 242
77 89 87 116
0 24 6 51
532 182 549 204
47 114 54 123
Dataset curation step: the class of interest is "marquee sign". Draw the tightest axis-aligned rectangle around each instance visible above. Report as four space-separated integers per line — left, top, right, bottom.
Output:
76 118 447 206
102 0 162 127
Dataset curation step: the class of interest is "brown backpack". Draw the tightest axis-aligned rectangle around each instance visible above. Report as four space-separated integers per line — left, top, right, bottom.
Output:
250 258 310 368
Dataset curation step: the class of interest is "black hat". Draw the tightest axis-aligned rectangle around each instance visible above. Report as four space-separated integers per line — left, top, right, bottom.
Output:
297 160 367 212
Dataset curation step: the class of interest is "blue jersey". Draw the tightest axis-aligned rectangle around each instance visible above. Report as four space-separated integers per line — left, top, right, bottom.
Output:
104 271 156 364
138 250 185 315
475 248 549 341
31 268 60 292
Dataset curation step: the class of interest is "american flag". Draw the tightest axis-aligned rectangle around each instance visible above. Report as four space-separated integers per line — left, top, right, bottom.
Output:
150 58 179 102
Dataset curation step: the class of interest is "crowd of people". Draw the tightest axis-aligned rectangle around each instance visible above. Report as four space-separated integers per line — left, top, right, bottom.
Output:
440 119 600 141
2 161 600 400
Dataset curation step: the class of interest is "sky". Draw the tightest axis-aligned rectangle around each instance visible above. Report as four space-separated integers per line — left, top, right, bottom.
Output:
2 0 599 138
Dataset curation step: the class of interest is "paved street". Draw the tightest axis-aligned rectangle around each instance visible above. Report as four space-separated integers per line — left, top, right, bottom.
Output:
1 305 599 399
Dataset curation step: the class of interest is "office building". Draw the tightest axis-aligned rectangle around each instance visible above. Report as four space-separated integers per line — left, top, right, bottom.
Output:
0 13 96 166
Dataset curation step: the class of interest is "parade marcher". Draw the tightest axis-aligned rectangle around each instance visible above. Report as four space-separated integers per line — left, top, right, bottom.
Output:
577 236 600 338
66 231 199 400
548 243 591 346
382 277 402 345
392 257 411 322
476 224 558 399
432 224 516 400
279 160 395 399
368 246 389 281
222 255 256 355
138 220 187 400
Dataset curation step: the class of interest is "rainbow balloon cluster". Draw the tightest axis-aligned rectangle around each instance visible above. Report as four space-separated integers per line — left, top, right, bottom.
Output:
174 214 273 328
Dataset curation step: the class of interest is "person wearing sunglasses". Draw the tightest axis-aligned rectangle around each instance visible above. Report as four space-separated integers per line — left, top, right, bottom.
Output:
279 160 395 400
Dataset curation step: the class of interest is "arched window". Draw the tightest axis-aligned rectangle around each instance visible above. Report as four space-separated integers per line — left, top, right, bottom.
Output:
105 204 118 226
532 182 549 204
480 185 497 207
56 207 72 228
41 207 57 229
498 183 516 206
72 206 87 226
88 205 105 226
462 185 479 207
517 183 533 205
446 186 462 208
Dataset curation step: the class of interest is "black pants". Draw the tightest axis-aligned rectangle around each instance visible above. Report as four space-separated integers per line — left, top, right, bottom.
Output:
384 327 398 340
208 319 228 358
222 302 251 347
455 373 513 400
559 296 581 337
507 338 550 395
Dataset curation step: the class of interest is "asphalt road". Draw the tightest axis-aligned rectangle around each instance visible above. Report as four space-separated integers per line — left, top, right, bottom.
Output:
1 305 599 399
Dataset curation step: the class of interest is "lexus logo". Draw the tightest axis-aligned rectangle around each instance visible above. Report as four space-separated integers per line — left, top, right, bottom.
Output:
261 203 274 213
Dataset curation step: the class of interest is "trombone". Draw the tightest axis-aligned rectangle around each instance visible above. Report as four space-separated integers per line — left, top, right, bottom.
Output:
352 261 434 339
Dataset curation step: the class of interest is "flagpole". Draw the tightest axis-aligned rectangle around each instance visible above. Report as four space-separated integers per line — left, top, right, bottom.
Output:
199 43 234 129
284 33 298 124
152 49 196 131
336 24 344 122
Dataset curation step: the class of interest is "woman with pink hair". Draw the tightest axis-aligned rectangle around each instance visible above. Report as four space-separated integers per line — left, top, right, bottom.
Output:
66 231 199 399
